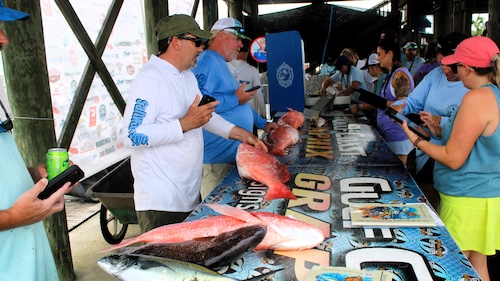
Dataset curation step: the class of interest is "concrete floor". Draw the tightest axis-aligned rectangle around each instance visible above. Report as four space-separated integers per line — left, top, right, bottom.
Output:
67 199 140 281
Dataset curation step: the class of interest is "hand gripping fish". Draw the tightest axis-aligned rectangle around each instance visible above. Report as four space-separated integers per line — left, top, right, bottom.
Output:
119 225 267 267
98 254 281 281
100 204 325 252
236 143 297 200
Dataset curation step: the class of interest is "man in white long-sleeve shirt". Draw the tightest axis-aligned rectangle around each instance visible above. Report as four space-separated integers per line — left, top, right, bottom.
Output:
122 14 266 233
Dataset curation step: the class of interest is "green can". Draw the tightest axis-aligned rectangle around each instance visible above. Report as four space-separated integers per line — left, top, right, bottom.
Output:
46 148 69 180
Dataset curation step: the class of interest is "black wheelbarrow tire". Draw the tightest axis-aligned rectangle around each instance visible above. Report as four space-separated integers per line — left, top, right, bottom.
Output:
100 204 128 244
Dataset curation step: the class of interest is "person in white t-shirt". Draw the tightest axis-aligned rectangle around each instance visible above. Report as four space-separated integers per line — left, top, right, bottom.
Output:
227 46 266 117
122 15 266 233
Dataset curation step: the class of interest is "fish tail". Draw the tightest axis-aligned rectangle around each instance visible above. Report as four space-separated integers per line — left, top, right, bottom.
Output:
204 203 256 222
264 182 297 201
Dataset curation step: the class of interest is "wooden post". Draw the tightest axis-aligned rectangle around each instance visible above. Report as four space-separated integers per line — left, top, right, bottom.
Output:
488 0 500 46
227 0 243 23
144 0 168 58
2 0 74 280
203 0 218 30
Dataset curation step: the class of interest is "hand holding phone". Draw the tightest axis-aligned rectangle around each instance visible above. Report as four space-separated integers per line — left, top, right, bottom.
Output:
245 85 261 92
385 107 430 140
38 165 85 199
198 95 216 106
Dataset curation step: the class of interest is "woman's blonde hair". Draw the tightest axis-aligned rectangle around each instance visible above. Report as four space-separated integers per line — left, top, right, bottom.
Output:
490 53 500 87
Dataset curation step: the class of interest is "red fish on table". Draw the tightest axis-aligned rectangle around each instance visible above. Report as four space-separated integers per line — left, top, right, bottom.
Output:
277 108 305 129
100 204 325 253
119 225 267 267
266 124 300 155
236 143 296 200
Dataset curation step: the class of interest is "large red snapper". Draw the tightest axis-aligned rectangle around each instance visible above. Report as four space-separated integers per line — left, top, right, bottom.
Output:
236 143 297 200
277 108 305 129
100 204 325 253
266 125 300 155
205 204 326 251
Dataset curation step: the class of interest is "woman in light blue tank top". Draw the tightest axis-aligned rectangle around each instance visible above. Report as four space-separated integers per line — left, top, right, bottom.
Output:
397 36 500 281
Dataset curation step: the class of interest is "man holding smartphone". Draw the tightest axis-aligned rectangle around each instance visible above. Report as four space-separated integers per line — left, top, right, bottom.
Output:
0 2 71 280
122 15 266 233
192 18 278 199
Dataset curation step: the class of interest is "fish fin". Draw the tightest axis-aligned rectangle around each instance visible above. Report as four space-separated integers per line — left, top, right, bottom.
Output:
242 267 285 281
264 182 297 201
98 237 139 253
204 204 257 222
191 236 217 242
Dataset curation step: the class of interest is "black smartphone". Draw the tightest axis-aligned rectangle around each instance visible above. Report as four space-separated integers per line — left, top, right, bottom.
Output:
385 107 430 140
198 95 216 106
38 165 85 199
245 85 261 92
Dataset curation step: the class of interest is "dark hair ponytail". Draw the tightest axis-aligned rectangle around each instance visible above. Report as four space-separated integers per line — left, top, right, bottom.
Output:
377 40 401 62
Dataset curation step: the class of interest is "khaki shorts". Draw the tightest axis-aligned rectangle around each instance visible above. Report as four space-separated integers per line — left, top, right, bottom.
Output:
200 163 233 200
136 210 191 233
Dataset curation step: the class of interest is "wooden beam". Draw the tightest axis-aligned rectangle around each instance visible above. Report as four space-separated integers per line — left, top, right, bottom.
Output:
488 0 500 46
203 0 219 30
53 0 126 118
3 1 74 280
144 0 168 57
57 0 124 148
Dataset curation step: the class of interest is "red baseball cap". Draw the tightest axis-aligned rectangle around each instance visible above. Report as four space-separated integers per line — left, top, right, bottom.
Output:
441 36 499 68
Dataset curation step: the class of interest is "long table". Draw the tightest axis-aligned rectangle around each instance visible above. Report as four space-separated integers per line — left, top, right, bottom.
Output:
186 111 480 281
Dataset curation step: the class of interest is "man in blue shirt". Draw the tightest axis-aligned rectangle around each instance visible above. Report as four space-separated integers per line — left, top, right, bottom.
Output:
192 18 277 199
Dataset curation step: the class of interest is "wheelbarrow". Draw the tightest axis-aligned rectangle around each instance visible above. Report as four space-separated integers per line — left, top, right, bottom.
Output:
87 157 137 244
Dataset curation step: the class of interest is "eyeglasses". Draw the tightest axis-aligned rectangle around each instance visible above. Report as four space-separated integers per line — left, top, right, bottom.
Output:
450 63 471 74
450 63 458 74
176 36 206 48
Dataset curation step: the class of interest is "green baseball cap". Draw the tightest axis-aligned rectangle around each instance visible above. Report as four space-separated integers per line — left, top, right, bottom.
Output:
155 14 212 41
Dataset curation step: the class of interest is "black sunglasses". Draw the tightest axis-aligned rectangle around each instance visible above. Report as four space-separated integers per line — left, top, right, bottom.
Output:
176 35 205 48
450 63 458 74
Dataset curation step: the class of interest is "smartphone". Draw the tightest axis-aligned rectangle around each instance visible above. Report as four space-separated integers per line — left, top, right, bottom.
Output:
245 85 261 92
198 95 216 106
385 107 430 140
38 165 85 199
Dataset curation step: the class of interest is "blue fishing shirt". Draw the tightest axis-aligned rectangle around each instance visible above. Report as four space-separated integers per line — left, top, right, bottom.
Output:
192 50 267 164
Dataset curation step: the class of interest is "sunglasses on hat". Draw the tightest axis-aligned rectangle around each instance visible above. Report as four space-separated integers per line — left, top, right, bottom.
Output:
223 26 245 33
